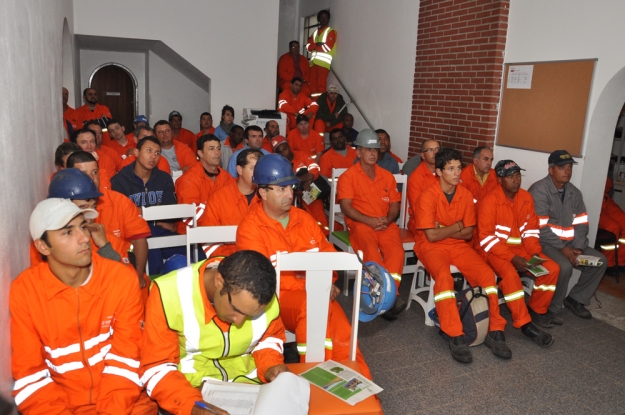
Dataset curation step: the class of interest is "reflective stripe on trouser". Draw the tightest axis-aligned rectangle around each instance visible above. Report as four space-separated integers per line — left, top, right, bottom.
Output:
279 289 372 380
418 242 507 337
348 222 404 290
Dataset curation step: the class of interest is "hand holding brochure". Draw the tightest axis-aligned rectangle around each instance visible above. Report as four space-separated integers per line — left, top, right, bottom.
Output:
302 182 322 205
527 255 549 277
576 255 603 267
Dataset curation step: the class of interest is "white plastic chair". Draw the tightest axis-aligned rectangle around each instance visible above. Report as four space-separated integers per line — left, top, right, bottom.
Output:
274 251 363 363
172 170 183 183
185 225 238 265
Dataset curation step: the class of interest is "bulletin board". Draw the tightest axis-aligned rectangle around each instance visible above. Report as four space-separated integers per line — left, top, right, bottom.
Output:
496 59 596 156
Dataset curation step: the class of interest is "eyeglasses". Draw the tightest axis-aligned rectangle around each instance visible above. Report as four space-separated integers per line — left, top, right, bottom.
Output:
422 147 440 154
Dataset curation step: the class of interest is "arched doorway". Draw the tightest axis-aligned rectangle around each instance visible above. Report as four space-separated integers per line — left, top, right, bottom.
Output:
89 63 138 133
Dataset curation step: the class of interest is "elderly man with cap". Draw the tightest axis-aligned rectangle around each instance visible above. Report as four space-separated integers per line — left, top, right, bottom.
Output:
476 160 557 345
529 150 607 320
169 110 198 153
313 84 347 134
11 198 156 414
338 129 406 320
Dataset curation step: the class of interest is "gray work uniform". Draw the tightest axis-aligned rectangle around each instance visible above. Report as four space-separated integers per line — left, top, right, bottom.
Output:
528 175 606 313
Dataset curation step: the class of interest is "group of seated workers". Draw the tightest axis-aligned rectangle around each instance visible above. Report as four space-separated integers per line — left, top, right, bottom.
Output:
13 43 613 409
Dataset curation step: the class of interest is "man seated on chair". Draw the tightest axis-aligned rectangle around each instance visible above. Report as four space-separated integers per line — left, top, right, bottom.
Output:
407 139 440 231
413 148 511 363
528 150 607 320
376 129 401 174
119 125 171 174
476 159 556 346
227 125 272 178
176 134 234 235
111 136 183 274
263 120 281 153
154 120 198 173
460 146 499 205
71 127 117 189
338 129 406 321
169 110 197 153
140 250 287 415
319 128 357 178
236 154 371 378
198 149 263 257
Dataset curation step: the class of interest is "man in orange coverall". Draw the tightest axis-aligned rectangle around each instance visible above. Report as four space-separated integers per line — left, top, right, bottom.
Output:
460 146 499 204
407 139 441 231
140 250 287 415
74 87 112 126
175 134 234 234
598 176 625 268
11 198 156 414
198 149 263 257
477 159 556 344
277 40 312 96
287 114 324 164
278 78 319 131
413 148 511 364
319 128 357 178
338 129 406 320
236 154 371 378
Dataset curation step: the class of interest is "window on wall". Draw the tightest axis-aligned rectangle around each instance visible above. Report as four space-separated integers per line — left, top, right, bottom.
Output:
302 13 319 59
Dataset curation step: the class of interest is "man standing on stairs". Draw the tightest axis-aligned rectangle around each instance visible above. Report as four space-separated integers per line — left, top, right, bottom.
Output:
306 9 337 97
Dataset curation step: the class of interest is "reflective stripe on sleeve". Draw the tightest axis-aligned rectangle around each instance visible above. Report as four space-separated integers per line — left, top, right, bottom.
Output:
88 344 112 366
325 338 333 350
14 378 53 406
483 238 499 252
538 217 549 227
572 213 588 225
105 353 141 369
45 359 84 374
548 226 574 240
142 363 178 396
103 366 141 386
480 235 496 246
252 337 284 354
13 369 50 391
495 225 511 232
495 232 509 240
506 237 522 245
296 343 306 355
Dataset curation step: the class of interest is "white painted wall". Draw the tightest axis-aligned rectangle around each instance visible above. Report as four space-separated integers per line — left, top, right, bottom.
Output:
0 0 74 403
74 0 280 126
496 0 625 241
148 51 209 131
79 49 147 116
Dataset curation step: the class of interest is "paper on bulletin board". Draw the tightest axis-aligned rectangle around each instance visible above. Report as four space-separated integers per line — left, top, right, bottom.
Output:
507 65 534 89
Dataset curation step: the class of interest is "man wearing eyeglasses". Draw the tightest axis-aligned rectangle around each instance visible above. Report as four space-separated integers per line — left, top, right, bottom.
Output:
407 139 441 231
413 148 511 364
140 250 287 415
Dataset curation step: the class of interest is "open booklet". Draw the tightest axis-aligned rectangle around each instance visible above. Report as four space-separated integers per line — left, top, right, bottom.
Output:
302 182 323 205
576 255 603 267
298 360 383 406
526 255 549 277
201 372 309 415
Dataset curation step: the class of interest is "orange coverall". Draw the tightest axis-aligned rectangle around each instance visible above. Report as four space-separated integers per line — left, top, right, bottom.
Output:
139 262 286 415
337 163 404 289
64 106 82 131
261 136 274 153
168 140 198 171
74 104 112 126
292 150 328 232
306 26 337 95
598 177 625 267
407 162 439 231
318 146 357 178
175 163 234 234
10 254 156 415
277 52 312 96
287 127 324 161
477 186 559 326
173 128 197 154
236 203 371 378
278 89 319 131
94 148 117 189
197 179 260 257
99 144 122 172
460 165 500 204
104 138 135 159
414 183 507 337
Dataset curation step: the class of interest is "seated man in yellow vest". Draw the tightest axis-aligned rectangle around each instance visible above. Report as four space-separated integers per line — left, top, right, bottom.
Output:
140 250 287 415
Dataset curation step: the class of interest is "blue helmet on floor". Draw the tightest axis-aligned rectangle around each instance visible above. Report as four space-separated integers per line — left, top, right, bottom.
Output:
355 261 397 322
48 168 103 200
161 254 188 275
252 153 300 186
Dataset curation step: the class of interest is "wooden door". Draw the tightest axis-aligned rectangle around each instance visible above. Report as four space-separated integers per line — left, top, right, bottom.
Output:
90 65 135 133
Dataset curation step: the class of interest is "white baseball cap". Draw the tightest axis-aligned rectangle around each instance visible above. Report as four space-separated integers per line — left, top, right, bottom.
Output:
29 198 98 240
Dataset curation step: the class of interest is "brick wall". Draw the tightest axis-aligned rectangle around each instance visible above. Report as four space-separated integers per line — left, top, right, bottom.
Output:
409 0 509 162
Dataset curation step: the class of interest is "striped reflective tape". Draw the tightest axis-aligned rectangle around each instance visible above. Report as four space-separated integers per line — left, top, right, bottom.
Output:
503 290 524 302
434 290 456 302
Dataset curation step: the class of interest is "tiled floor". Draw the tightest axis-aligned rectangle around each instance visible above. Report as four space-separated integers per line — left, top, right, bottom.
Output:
337 273 625 415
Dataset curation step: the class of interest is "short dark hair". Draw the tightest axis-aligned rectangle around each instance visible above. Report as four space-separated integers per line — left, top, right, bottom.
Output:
230 125 244 136
71 128 96 144
317 9 330 21
107 119 122 129
54 142 81 168
289 40 299 49
236 149 263 167
420 139 439 153
221 105 235 119
66 151 97 168
217 250 276 305
137 136 161 150
39 231 52 262
197 134 220 152
200 112 212 119
82 87 93 97
329 128 343 139
134 125 153 138
291 77 304 85
435 148 462 171
473 146 491 159
244 125 263 139
84 120 101 129
153 120 170 131
375 129 389 137
342 113 353 121
296 114 309 124
265 120 277 129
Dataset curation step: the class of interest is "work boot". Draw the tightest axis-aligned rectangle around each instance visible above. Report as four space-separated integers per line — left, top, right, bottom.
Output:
521 322 555 347
484 330 512 359
380 296 406 321
528 307 553 329
564 296 592 319
547 311 564 325
449 336 472 363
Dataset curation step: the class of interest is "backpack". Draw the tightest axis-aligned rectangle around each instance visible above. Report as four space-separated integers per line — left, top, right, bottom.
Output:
429 286 490 346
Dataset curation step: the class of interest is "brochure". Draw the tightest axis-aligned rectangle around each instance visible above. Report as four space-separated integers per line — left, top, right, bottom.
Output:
527 255 549 277
577 255 603 267
302 182 322 205
298 360 383 406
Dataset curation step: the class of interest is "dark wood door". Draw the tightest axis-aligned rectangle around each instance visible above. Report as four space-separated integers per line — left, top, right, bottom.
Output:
90 65 135 133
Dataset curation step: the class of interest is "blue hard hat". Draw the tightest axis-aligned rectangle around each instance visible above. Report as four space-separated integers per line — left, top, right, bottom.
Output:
355 261 397 322
48 168 103 200
252 153 300 186
161 254 188 275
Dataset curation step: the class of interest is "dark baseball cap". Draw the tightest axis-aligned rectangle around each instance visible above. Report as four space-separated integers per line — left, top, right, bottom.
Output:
168 111 182 121
495 159 526 177
296 114 309 125
548 150 578 166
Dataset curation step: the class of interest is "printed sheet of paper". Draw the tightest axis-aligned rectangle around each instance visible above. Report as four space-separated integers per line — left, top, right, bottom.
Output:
507 65 534 89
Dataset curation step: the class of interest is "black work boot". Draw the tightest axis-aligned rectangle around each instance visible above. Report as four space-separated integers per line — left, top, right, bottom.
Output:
547 311 564 325
564 296 592 319
484 330 512 359
381 296 406 321
528 307 553 328
449 336 472 363
521 322 554 347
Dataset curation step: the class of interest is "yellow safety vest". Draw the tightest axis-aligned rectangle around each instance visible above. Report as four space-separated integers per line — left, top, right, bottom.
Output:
155 260 281 386
310 26 335 69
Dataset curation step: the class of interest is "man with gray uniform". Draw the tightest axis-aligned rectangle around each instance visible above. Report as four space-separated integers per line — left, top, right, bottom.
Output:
528 150 606 322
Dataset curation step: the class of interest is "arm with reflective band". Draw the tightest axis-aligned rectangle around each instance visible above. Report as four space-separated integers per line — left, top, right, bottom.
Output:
139 284 202 415
571 191 590 250
96 266 145 414
322 29 337 52
10 278 73 414
252 303 287 383
529 185 566 249
278 92 298 116
304 97 319 115
305 31 316 52
477 200 514 261
522 197 543 255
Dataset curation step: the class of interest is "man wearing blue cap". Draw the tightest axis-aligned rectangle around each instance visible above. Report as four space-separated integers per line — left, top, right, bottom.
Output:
125 115 149 143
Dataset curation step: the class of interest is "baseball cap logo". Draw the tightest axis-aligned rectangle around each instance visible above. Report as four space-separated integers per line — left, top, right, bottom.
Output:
560 154 571 160
504 161 518 169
